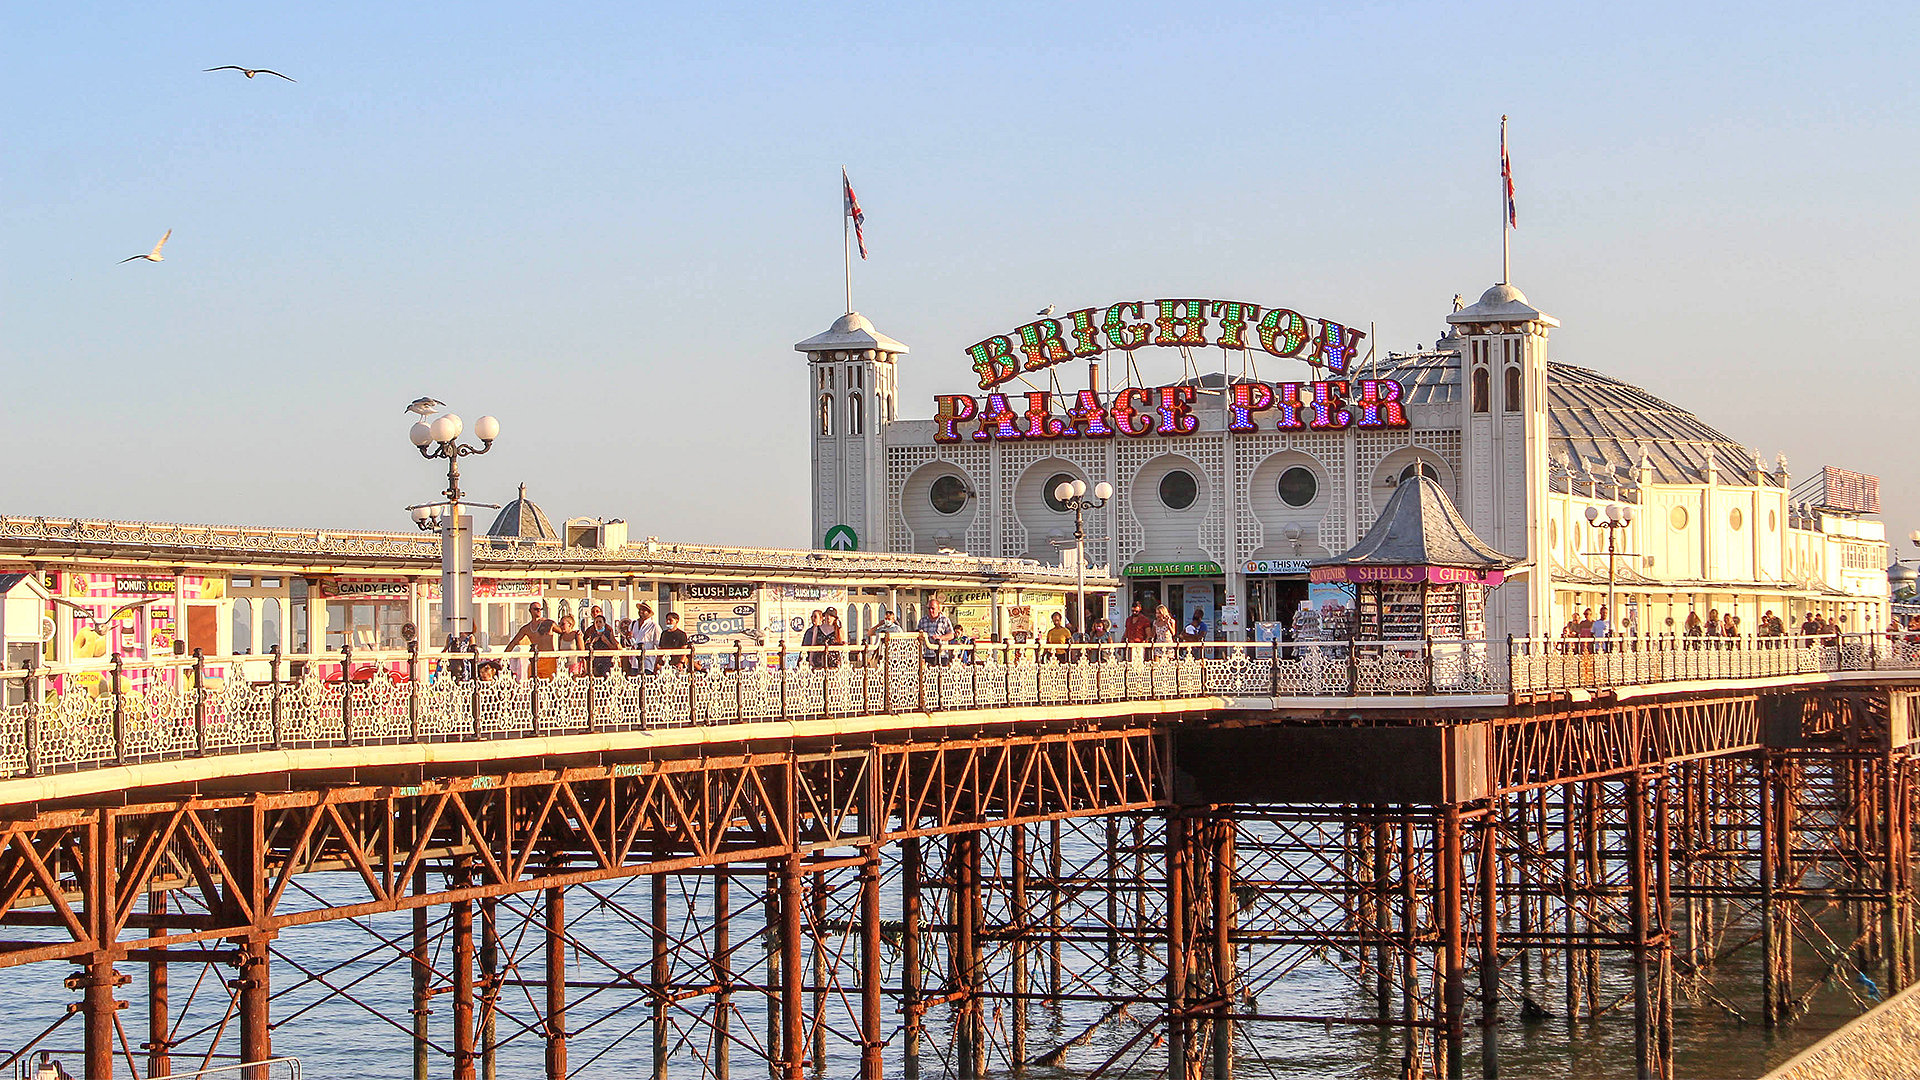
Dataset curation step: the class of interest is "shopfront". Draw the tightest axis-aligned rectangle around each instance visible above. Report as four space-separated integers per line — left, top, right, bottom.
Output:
1124 561 1223 639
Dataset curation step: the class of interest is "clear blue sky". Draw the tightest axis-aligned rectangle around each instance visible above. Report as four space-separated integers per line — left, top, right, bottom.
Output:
5 2 1916 550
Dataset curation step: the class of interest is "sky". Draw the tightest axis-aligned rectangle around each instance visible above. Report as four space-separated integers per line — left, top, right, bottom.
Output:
4 1 1916 553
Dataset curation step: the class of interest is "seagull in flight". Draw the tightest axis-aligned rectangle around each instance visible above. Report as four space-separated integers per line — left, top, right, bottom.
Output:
204 66 296 82
120 230 171 264
1037 304 1056 317
405 397 447 416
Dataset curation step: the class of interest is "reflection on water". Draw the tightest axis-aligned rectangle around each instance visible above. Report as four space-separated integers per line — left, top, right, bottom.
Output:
0 835 1903 1079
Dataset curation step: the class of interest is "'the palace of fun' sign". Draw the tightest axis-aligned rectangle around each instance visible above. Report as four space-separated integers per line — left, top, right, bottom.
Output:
937 298 1407 443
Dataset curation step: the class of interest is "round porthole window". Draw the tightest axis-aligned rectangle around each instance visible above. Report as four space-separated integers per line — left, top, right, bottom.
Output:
1548 518 1559 550
929 474 971 516
1042 473 1078 513
1768 509 1777 532
1670 506 1689 530
1729 508 1744 531
1159 470 1198 511
1277 466 1318 508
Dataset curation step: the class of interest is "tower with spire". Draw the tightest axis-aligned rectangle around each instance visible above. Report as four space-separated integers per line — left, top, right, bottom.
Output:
1447 282 1557 637
796 312 907 551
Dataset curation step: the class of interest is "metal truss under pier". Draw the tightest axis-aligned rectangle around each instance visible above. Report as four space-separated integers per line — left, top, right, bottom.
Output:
0 680 1916 1079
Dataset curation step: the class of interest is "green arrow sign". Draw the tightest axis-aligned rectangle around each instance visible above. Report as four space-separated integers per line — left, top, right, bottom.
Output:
823 524 859 551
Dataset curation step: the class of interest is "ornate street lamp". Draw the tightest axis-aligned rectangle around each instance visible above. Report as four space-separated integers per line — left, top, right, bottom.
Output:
1584 502 1635 641
1052 479 1114 636
408 410 500 639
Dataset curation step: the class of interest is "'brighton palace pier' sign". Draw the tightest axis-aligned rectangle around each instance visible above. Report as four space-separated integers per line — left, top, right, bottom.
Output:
935 298 1408 444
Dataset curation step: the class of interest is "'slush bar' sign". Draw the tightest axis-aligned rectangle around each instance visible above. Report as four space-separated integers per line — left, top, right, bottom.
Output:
933 378 1408 443
965 299 1366 391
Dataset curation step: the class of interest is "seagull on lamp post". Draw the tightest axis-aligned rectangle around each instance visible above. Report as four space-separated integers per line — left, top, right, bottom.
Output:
119 230 171 264
204 66 296 82
405 397 446 416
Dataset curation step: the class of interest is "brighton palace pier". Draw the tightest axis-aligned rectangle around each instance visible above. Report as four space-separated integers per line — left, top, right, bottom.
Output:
805 286 1892 640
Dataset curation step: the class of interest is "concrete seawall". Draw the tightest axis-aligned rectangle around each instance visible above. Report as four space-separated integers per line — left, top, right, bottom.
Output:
1762 979 1920 1080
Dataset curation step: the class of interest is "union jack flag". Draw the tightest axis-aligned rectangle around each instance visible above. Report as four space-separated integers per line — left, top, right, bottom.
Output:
842 167 868 259
1501 116 1516 228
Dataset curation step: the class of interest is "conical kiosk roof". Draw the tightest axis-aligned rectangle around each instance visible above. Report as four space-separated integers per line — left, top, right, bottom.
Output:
1308 475 1518 585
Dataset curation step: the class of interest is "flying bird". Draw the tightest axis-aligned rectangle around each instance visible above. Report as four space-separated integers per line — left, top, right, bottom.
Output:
120 230 171 264
405 397 446 416
204 66 295 82
1037 304 1055 316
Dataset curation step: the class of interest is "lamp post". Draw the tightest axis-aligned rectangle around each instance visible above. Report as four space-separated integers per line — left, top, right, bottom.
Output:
408 410 500 640
1584 502 1635 641
1052 479 1114 636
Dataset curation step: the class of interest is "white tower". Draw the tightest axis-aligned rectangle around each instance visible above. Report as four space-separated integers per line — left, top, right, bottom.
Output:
796 312 907 552
1448 283 1558 638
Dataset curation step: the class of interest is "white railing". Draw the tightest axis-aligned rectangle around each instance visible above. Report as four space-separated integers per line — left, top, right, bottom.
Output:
0 636 1494 780
0 633 1912 781
1507 632 1920 694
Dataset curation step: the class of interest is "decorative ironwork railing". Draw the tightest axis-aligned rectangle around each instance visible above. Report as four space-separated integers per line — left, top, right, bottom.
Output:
1506 632 1920 693
0 633 1912 781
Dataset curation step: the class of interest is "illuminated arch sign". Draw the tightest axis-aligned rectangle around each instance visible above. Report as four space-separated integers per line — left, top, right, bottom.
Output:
965 298 1365 391
932 379 1408 443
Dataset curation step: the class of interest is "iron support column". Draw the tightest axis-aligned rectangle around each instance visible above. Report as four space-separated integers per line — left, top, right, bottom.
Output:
1442 806 1465 1080
545 886 567 1080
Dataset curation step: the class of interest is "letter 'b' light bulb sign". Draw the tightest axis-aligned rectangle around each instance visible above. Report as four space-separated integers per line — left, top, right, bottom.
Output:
935 298 1406 444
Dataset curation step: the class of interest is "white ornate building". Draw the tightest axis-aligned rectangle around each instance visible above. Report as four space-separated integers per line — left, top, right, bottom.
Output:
802 285 1891 640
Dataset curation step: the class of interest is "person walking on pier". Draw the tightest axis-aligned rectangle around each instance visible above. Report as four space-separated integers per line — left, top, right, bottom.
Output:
918 596 956 665
504 602 558 678
630 603 660 674
584 614 618 677
658 611 691 670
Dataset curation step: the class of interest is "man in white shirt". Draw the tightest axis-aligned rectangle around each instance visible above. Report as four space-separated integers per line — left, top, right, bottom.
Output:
631 602 661 673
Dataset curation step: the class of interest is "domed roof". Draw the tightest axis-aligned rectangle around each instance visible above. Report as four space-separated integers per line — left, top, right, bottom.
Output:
1546 364 1762 486
487 482 557 541
793 311 909 356
1479 282 1528 306
1369 353 1765 488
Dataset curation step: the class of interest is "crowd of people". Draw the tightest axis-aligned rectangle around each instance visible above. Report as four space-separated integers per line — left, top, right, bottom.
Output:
1555 603 1867 651
433 593 1231 681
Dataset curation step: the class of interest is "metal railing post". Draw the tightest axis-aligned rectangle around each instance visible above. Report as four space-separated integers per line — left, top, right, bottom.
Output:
22 655 41 776
471 643 483 737
585 648 598 735
1505 635 1515 695
111 653 126 765
880 639 890 714
636 645 648 725
269 646 284 749
192 649 207 756
917 639 927 713
777 645 787 719
339 644 354 747
529 644 542 736
735 641 746 719
407 640 421 742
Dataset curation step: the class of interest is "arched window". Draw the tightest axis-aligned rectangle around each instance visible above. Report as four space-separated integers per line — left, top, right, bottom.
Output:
231 597 253 655
848 392 864 435
1471 368 1490 413
1504 367 1522 412
260 598 282 653
819 395 833 436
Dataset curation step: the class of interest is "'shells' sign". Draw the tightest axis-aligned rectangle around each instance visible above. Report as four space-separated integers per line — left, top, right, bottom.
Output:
933 379 1408 444
965 299 1365 391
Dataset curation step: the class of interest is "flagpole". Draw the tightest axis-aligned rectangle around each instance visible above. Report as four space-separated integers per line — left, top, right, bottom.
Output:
842 168 854 315
1501 116 1511 285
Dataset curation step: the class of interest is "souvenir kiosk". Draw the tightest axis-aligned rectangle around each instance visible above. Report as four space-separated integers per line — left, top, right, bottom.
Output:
1307 475 1515 641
